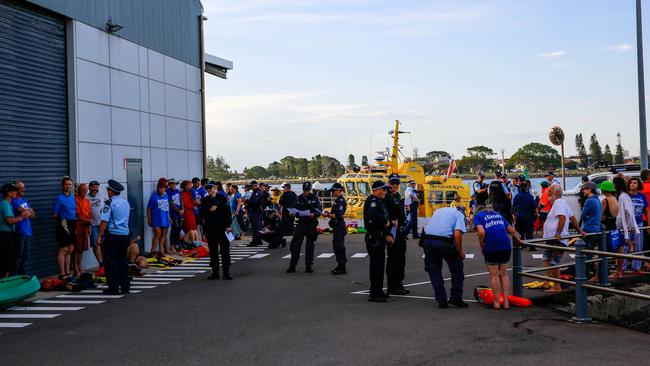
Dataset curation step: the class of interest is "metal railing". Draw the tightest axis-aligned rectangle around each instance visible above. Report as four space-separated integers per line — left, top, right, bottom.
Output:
513 226 650 322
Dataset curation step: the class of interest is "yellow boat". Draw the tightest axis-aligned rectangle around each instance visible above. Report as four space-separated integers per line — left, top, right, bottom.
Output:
337 120 471 219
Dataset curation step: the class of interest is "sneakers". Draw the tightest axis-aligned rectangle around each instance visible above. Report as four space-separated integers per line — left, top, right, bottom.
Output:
331 267 347 275
305 266 314 273
448 299 469 308
286 266 296 273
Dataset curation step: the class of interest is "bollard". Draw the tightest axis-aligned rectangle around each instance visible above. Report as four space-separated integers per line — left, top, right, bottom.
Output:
512 244 523 297
598 228 610 287
572 239 592 323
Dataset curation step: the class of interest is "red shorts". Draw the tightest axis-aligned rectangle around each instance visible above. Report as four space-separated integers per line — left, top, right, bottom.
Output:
74 223 90 253
183 212 197 232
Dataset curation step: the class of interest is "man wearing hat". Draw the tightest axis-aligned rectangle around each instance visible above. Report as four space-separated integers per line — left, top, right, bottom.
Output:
287 182 322 273
278 183 297 236
246 180 264 247
489 171 510 220
86 181 104 266
546 171 561 187
364 180 393 302
96 179 131 294
324 182 347 274
403 180 420 240
200 182 233 280
473 172 489 206
385 173 409 295
579 181 602 279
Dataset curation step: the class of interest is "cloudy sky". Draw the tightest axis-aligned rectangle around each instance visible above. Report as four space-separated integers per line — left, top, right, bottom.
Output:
202 0 646 172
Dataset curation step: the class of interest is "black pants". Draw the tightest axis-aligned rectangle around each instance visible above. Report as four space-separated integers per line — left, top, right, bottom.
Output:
515 217 534 240
249 210 263 245
366 234 387 297
170 217 182 247
0 231 14 277
386 228 406 290
261 232 283 248
281 211 295 236
404 203 419 237
103 233 130 293
332 222 347 266
290 221 318 267
206 229 231 274
422 239 464 304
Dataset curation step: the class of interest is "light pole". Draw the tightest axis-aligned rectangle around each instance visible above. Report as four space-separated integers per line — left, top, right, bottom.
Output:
501 148 505 172
637 0 648 169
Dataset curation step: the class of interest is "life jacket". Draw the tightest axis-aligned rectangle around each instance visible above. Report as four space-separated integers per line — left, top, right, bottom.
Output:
473 286 532 307
488 180 506 206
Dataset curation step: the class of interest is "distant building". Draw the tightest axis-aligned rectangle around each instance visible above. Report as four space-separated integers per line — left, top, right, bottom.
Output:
0 0 232 276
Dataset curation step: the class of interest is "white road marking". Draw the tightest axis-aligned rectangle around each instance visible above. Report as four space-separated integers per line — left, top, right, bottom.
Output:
569 254 576 259
349 292 479 303
317 253 335 258
532 254 544 259
96 285 156 289
465 254 475 259
144 274 194 278
0 314 61 319
131 282 171 285
157 270 206 273
249 253 270 259
138 277 182 281
8 306 84 311
34 300 106 305
351 253 368 258
56 294 124 299
282 254 293 259
0 322 32 328
81 289 142 294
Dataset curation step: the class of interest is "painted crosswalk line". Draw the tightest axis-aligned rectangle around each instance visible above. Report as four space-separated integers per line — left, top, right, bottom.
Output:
57 294 124 299
34 300 106 305
465 254 475 259
138 277 183 281
351 253 368 258
97 285 156 289
316 253 335 258
532 254 544 259
144 274 195 278
81 289 143 294
8 306 84 311
0 322 32 328
249 253 270 259
132 282 171 285
157 270 206 274
0 314 61 319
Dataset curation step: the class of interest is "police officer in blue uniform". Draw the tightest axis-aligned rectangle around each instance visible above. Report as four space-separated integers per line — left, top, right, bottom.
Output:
246 181 264 247
325 183 347 275
286 182 322 273
385 173 409 295
96 180 131 295
364 180 393 303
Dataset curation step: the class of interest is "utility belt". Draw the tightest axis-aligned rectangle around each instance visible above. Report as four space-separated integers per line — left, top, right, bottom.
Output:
419 234 455 248
328 219 345 228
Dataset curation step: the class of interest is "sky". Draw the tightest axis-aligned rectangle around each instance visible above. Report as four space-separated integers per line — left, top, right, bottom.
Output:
202 0 647 172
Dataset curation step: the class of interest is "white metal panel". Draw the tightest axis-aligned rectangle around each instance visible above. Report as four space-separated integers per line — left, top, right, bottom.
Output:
74 21 109 66
188 151 203 179
149 79 165 115
164 84 187 119
77 101 111 144
187 121 202 151
141 147 152 182
139 77 149 112
138 46 148 77
109 35 139 75
111 145 141 182
149 114 166 148
76 59 110 104
148 49 165 82
110 69 140 110
185 64 200 92
111 107 141 146
164 55 186 89
165 117 188 150
150 148 167 179
167 149 189 179
78 143 112 183
140 112 150 147
186 91 201 122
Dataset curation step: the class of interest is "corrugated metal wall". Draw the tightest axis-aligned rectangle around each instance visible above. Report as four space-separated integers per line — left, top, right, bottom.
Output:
25 0 202 67
0 0 69 277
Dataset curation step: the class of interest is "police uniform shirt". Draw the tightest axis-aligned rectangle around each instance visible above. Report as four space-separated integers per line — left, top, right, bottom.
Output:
423 207 466 237
295 193 322 222
248 189 263 210
385 190 406 226
100 196 131 235
363 195 389 234
330 195 347 223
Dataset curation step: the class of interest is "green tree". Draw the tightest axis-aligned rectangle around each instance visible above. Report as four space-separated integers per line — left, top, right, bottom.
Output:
206 155 233 180
615 132 625 164
244 166 269 179
589 133 603 162
575 133 588 167
280 156 297 177
458 145 495 172
361 155 369 166
603 144 613 164
267 161 281 177
425 150 451 162
295 158 309 176
509 143 560 172
308 155 323 177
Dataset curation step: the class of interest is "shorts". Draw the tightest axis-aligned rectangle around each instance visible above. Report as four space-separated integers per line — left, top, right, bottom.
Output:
90 225 100 248
56 219 77 248
542 240 565 266
483 249 511 265
74 223 90 253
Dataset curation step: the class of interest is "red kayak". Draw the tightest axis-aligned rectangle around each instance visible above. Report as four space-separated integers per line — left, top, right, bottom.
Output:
473 286 532 307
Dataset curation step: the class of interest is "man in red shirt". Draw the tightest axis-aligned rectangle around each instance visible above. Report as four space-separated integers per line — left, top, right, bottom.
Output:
641 170 650 269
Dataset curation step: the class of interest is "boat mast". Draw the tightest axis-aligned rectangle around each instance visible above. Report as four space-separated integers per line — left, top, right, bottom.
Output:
389 119 400 173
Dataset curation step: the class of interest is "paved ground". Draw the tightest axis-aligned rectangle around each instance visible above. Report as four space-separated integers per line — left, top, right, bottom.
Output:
1 234 648 365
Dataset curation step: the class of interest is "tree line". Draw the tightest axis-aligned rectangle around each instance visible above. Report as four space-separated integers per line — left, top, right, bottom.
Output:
206 155 346 180
574 132 625 167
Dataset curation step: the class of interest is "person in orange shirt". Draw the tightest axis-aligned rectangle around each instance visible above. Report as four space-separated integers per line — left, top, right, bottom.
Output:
74 183 92 275
641 169 650 270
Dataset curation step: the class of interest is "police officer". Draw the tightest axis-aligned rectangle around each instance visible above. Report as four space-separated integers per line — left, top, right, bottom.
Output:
200 182 233 280
246 180 264 247
488 171 510 220
472 172 489 206
364 180 393 303
96 180 131 295
278 183 297 236
287 182 322 273
385 173 409 295
324 182 347 275
260 183 272 209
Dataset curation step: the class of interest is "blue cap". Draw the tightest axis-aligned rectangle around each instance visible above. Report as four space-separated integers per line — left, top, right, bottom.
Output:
372 180 388 191
388 173 401 183
329 183 344 191
107 179 124 193
302 182 312 191
540 181 550 187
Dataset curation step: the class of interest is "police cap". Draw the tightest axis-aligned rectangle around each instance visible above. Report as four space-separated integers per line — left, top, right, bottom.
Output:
388 173 401 183
107 179 124 193
329 182 344 191
250 180 258 185
282 182 291 189
547 171 555 177
372 180 388 191
302 182 312 191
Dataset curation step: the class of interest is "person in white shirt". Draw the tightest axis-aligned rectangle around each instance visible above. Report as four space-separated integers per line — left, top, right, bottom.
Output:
612 176 639 279
542 185 583 292
403 180 420 239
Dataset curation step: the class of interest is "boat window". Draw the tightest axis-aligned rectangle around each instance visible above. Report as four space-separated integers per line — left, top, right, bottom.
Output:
445 191 457 204
358 182 370 196
371 175 383 179
345 182 358 196
429 191 444 204
358 174 368 178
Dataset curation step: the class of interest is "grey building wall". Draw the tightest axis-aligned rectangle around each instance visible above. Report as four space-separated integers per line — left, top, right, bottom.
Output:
26 0 203 67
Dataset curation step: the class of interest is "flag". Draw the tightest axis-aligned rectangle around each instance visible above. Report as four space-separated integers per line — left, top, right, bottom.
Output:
446 159 457 177
523 165 529 180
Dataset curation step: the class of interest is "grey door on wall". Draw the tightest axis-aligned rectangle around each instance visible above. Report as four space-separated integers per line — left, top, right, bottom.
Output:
126 159 143 251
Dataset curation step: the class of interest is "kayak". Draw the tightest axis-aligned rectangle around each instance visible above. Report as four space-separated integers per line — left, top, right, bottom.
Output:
0 275 40 309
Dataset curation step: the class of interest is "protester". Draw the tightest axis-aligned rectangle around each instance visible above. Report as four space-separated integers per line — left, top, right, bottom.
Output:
166 179 184 250
229 184 242 239
147 178 172 254
1 183 29 278
421 206 468 308
74 183 92 276
612 176 638 279
86 181 104 266
11 180 35 275
578 182 602 281
488 172 510 224
403 180 420 240
641 169 650 270
538 180 551 226
181 180 200 246
542 185 583 292
53 176 77 279
192 177 205 239
627 177 648 273
512 180 536 250
473 206 522 309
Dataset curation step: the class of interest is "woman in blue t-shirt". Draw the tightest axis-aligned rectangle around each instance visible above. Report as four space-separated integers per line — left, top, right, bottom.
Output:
474 206 522 309
147 179 171 255
627 177 648 272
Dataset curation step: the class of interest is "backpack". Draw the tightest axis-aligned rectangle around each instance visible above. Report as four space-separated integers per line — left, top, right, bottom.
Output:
40 278 65 291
